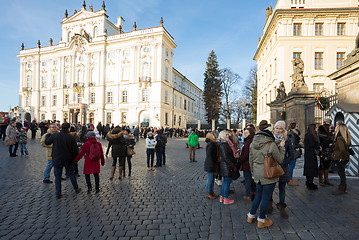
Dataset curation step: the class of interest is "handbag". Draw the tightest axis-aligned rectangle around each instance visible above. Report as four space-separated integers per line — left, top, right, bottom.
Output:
264 142 284 179
3 138 16 147
127 146 136 156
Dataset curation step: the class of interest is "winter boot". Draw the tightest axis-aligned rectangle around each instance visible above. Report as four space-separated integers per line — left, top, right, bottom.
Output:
25 150 29 156
324 170 334 186
110 166 116 180
267 199 273 214
276 203 289 219
257 218 273 228
333 185 346 195
318 170 325 186
21 150 24 156
118 167 123 180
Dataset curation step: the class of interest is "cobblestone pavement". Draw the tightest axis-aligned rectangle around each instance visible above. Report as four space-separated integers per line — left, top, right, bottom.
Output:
1 135 359 240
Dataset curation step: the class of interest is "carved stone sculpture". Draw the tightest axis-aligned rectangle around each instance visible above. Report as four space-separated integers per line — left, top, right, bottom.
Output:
49 38 53 46
21 43 24 50
276 81 286 100
291 58 306 89
344 16 359 65
83 31 89 42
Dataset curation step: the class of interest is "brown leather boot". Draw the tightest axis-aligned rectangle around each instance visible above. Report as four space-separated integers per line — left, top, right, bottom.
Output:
276 203 289 219
267 199 273 214
118 167 123 180
318 170 325 186
324 170 334 186
333 185 346 195
210 192 219 198
205 193 216 199
288 179 299 186
110 166 116 180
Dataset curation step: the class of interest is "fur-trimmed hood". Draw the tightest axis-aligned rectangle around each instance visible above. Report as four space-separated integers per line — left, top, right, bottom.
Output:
107 131 124 139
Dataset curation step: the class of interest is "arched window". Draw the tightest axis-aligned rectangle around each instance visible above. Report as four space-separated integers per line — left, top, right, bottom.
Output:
68 31 72 42
64 70 70 86
93 26 98 38
26 75 31 88
77 69 83 83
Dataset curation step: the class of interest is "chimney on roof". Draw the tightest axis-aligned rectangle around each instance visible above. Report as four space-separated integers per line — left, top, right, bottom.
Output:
115 17 125 30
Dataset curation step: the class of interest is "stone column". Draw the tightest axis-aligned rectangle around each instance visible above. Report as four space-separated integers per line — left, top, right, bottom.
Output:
197 119 201 130
226 119 230 130
242 119 246 130
211 119 215 131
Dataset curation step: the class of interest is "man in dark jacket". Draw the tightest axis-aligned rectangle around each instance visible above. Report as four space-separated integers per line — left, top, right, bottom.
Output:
45 122 81 198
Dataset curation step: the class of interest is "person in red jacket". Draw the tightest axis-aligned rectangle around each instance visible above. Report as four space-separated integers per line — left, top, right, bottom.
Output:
74 131 105 193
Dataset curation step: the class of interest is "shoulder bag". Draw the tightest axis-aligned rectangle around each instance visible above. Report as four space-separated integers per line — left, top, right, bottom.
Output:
264 142 284 179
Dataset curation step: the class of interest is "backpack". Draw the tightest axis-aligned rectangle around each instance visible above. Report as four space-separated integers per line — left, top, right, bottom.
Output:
88 141 102 162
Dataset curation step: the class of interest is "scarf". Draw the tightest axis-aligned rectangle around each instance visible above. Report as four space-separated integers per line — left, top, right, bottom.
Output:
273 132 284 145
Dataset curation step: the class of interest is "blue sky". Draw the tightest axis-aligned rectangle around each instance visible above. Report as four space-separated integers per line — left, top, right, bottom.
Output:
0 0 277 111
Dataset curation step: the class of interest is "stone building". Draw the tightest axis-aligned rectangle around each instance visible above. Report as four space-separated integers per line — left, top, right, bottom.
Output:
17 2 205 128
254 0 359 124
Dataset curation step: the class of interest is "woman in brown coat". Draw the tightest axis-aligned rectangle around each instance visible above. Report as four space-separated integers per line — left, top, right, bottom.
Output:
332 122 351 195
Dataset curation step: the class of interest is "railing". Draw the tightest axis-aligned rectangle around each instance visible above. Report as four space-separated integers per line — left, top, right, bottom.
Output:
305 94 337 127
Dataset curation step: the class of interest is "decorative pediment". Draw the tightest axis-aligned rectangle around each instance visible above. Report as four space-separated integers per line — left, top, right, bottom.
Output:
62 9 106 24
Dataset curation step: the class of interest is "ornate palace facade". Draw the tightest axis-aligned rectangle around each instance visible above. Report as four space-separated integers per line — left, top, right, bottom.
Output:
254 0 359 124
17 2 205 127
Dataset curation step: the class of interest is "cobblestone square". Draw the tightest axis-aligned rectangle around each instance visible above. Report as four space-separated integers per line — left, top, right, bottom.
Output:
0 136 359 239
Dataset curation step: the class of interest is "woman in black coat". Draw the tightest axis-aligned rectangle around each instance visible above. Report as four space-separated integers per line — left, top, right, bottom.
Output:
217 131 236 204
304 124 320 190
107 127 127 180
204 132 219 199
318 124 334 186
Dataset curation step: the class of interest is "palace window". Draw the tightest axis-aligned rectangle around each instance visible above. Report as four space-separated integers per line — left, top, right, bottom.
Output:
315 23 323 36
165 67 169 81
179 97 182 108
142 89 148 102
141 62 149 78
52 113 56 121
337 52 345 69
107 91 113 103
26 97 30 106
41 76 46 88
174 95 177 106
313 83 324 93
26 75 31 88
52 95 57 106
65 94 69 105
77 93 82 103
64 71 70 87
52 75 57 87
122 90 128 102
173 115 176 126
184 99 187 110
165 90 168 104
337 23 345 36
41 96 46 106
165 113 168 125
315 52 323 70
293 23 302 36
93 26 98 38
90 92 95 104
293 52 301 59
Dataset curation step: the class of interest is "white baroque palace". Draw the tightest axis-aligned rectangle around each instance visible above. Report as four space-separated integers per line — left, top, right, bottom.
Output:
17 3 205 128
254 0 359 124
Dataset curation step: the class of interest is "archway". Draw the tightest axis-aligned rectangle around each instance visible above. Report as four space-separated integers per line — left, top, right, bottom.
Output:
334 112 344 127
139 111 150 127
24 112 31 122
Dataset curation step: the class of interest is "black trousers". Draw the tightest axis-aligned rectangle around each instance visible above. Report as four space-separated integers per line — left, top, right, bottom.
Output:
123 156 132 176
85 173 99 190
337 161 347 186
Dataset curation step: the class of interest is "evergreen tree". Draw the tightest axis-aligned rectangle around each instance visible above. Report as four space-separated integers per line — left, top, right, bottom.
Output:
203 50 222 124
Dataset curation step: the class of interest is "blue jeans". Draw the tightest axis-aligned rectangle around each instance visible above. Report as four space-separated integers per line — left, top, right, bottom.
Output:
155 151 163 166
250 182 276 219
206 172 215 194
146 149 155 167
54 165 79 196
289 158 296 179
20 143 28 152
244 171 255 197
220 177 232 198
44 160 53 180
278 182 286 204
8 142 18 155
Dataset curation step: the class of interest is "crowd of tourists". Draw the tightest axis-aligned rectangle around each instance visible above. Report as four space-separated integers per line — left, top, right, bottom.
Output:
1 116 353 226
203 119 352 228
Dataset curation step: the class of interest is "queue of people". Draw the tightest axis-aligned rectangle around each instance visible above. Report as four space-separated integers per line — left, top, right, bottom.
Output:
204 119 353 228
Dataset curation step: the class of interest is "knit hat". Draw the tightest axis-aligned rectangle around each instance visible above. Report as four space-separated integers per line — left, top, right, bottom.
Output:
274 120 286 130
86 131 96 138
148 131 153 135
258 120 271 131
70 126 76 132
